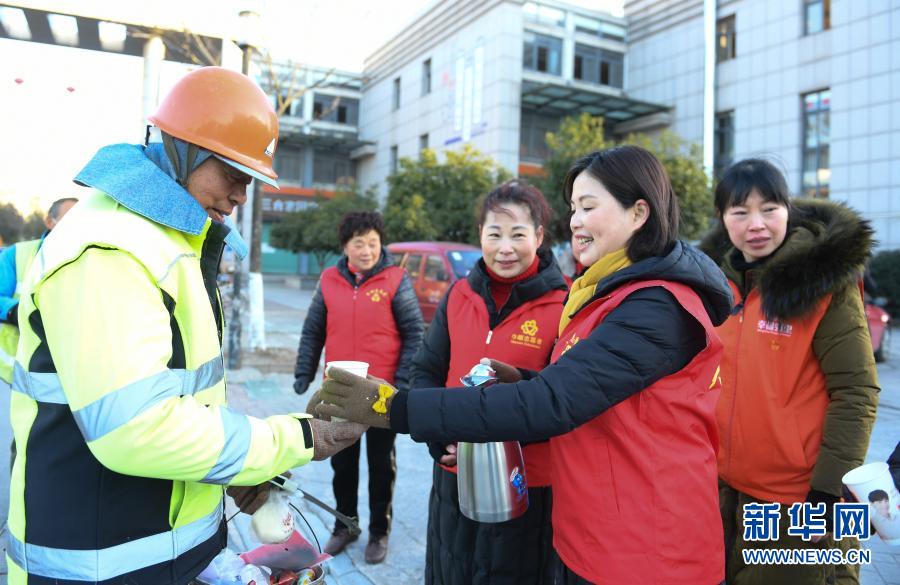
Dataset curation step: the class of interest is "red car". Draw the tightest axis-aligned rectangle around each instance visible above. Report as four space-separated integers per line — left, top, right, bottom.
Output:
866 299 891 363
387 242 481 324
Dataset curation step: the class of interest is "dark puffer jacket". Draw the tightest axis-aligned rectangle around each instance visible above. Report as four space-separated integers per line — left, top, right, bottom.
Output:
412 248 567 585
389 241 732 581
392 241 732 443
293 248 423 392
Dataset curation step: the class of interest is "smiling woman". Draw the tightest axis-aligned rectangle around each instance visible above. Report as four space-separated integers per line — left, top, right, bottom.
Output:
317 146 735 585
411 180 568 585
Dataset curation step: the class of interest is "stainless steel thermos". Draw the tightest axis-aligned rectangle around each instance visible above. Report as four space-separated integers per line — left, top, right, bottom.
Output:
456 361 529 523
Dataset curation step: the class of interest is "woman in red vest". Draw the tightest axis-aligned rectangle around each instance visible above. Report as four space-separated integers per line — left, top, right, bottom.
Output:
411 180 568 584
318 146 733 584
699 159 879 585
293 211 424 564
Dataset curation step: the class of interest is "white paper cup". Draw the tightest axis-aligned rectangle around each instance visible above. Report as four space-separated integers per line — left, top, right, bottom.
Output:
324 361 369 422
326 361 369 378
843 462 900 545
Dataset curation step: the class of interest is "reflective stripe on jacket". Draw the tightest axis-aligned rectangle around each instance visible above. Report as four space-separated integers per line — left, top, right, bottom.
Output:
7 191 315 584
549 280 724 585
443 278 566 486
320 264 404 383
0 239 41 384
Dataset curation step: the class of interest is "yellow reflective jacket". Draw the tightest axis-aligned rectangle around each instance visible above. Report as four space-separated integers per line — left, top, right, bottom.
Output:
7 191 314 584
0 239 41 384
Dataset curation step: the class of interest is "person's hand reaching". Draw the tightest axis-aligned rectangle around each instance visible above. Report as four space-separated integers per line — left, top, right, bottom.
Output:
428 442 458 466
310 419 367 461
487 358 523 383
227 470 293 515
316 367 397 429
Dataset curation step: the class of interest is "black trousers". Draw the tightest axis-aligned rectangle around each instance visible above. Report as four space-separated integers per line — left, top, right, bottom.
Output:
330 427 396 536
426 464 557 584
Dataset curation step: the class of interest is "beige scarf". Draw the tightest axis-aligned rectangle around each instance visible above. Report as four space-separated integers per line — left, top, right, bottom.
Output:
559 248 632 335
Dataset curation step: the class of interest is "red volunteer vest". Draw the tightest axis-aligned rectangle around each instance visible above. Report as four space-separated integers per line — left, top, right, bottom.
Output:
443 279 566 487
550 280 724 585
716 281 831 504
320 264 404 383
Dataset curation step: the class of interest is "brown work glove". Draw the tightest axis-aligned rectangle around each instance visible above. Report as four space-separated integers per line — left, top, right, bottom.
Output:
316 367 396 429
227 470 292 515
487 358 523 383
305 390 329 421
310 418 367 461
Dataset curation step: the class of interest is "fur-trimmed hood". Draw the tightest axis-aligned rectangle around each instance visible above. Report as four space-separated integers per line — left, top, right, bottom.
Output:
698 199 875 321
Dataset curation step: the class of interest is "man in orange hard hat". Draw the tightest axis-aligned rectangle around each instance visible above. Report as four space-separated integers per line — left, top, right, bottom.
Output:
6 67 366 585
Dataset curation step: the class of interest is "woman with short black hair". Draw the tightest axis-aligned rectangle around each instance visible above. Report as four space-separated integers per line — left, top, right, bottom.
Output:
293 210 424 564
318 145 733 584
702 158 879 585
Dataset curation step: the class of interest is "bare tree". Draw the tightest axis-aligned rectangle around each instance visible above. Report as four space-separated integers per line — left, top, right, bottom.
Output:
261 52 341 118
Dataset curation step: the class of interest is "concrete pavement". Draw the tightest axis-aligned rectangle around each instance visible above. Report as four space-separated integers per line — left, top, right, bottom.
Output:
251 282 900 585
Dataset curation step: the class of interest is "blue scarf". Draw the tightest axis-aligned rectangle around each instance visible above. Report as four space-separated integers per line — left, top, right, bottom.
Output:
143 139 213 186
74 142 248 259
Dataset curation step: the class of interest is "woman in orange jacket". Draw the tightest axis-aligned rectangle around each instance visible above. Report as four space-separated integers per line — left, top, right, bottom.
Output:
701 158 880 585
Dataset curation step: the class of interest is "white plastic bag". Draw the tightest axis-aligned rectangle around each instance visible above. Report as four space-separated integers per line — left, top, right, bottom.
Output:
251 489 294 544
195 548 245 584
238 563 271 584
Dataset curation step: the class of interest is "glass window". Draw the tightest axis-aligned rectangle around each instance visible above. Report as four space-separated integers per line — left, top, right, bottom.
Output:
714 111 735 179
393 77 401 110
390 145 398 174
802 89 831 198
600 51 623 87
312 95 359 125
422 59 432 96
804 0 830 35
313 151 354 185
424 255 449 282
448 251 481 278
274 147 304 185
404 254 422 279
717 15 736 62
519 111 561 162
523 2 564 27
523 32 562 75
573 44 623 88
419 133 429 153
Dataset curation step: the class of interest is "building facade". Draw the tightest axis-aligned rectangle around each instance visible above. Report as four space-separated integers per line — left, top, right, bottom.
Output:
358 0 899 252
356 0 669 193
627 0 900 249
255 62 365 273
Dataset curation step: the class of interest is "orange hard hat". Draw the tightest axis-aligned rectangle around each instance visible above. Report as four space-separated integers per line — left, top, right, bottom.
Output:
149 66 279 187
